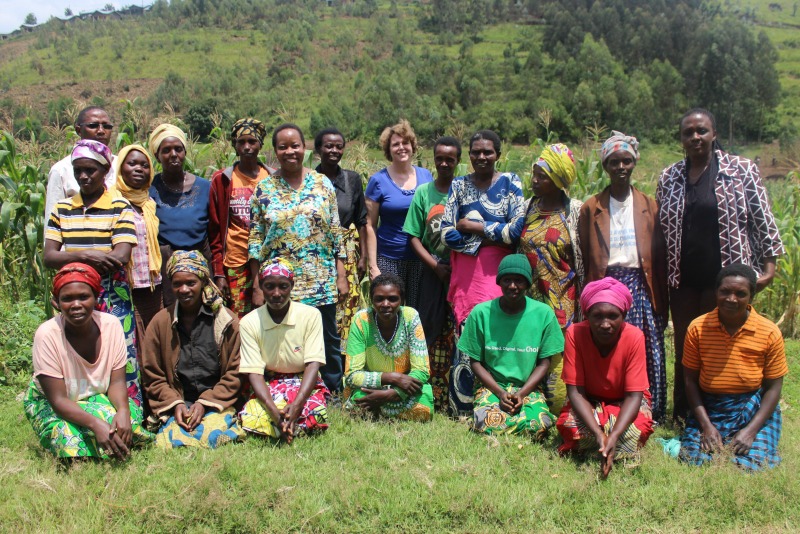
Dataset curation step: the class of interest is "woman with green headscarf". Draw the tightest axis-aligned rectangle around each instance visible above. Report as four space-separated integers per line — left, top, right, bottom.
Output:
518 143 583 415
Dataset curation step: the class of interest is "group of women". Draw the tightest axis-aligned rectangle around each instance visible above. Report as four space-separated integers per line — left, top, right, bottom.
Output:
24 107 788 473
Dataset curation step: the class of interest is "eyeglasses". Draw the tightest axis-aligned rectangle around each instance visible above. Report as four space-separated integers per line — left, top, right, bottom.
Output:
79 122 114 130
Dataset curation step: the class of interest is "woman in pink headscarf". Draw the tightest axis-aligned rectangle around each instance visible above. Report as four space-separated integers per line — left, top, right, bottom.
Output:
556 277 654 478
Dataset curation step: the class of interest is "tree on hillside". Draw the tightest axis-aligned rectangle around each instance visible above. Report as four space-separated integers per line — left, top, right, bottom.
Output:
103 3 114 11
64 8 73 16
24 13 37 25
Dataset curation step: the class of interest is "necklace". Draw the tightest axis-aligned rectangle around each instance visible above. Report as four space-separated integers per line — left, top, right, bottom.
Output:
163 172 186 194
374 309 400 343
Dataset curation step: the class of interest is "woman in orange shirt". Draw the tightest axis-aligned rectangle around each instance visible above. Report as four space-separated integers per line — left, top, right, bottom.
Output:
680 263 788 470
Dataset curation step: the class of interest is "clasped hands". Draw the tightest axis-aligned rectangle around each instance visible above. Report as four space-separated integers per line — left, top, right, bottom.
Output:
355 373 422 410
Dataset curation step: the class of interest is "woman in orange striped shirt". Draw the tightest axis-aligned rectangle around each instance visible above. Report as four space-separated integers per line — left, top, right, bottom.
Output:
680 263 788 470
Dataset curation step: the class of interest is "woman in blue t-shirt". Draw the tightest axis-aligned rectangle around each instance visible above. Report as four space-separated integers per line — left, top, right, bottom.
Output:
365 119 433 310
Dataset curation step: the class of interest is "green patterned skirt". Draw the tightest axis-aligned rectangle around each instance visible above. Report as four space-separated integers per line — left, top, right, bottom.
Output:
473 385 555 438
23 380 153 458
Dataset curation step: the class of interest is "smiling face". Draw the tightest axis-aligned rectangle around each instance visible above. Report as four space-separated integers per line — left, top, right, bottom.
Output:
54 282 97 328
371 283 403 321
319 133 345 167
469 139 498 175
275 128 305 173
716 275 752 325
530 165 559 198
156 137 186 174
603 150 636 189
498 274 530 307
587 302 625 348
171 271 204 311
76 109 113 146
120 150 151 190
389 134 413 163
680 113 716 162
434 144 459 181
73 158 108 198
260 275 294 311
234 133 262 161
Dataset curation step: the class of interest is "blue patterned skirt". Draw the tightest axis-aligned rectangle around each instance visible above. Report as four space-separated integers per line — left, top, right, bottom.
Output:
680 390 782 470
97 269 142 407
606 266 667 422
449 319 474 418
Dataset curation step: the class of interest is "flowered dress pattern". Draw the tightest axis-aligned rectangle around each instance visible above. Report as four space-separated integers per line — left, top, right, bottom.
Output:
337 225 362 343
248 171 344 307
473 385 555 437
344 307 433 420
23 382 153 458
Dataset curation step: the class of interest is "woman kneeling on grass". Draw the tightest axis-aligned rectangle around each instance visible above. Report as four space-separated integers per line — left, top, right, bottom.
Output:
343 273 434 421
238 259 329 442
679 263 788 470
557 277 654 478
141 251 245 449
459 254 563 436
23 263 153 459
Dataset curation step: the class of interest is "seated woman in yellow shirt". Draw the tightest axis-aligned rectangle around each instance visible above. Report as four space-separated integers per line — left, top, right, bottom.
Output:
680 263 788 470
238 259 329 442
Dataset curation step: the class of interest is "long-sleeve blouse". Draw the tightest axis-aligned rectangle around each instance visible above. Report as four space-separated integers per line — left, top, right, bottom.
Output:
248 170 345 307
344 307 430 401
441 172 526 255
656 149 784 288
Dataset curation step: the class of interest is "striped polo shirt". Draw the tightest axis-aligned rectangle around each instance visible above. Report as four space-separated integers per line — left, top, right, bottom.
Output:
683 307 788 394
45 190 137 252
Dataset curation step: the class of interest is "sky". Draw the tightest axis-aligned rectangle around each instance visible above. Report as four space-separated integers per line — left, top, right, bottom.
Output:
0 1 147 34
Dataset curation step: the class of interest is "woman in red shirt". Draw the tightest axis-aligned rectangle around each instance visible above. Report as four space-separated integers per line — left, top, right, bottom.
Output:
557 277 654 477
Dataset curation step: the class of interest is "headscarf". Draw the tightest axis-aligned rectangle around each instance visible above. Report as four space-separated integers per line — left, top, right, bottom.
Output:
579 277 633 315
259 258 295 281
231 118 266 146
166 250 223 313
600 131 639 163
534 143 576 190
71 139 112 168
148 123 188 155
53 263 103 298
110 145 162 289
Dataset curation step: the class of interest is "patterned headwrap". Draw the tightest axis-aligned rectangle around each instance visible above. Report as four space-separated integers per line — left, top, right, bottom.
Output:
166 250 223 312
148 123 188 155
600 130 639 163
231 118 266 146
52 262 103 298
259 258 295 280
534 143 576 190
71 139 112 168
110 145 162 289
579 277 633 315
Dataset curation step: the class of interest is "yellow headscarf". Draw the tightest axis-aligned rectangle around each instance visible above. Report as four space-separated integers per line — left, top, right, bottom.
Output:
111 144 162 289
534 143 577 190
148 123 188 155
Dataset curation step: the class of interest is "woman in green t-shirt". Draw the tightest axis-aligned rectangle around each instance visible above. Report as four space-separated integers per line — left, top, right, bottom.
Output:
458 254 564 437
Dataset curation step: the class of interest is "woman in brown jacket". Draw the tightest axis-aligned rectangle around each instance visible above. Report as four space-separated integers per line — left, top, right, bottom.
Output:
141 250 245 449
577 131 668 423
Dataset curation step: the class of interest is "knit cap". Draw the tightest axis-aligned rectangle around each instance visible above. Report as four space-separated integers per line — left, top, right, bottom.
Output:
496 254 533 285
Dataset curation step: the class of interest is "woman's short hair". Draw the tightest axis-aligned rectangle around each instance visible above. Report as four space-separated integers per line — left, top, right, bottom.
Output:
680 108 716 132
433 136 462 159
313 127 345 153
369 273 406 302
469 129 502 155
272 123 305 148
379 119 417 161
715 263 757 296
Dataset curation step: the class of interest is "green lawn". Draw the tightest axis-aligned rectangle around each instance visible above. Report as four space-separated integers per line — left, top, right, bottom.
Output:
0 334 798 532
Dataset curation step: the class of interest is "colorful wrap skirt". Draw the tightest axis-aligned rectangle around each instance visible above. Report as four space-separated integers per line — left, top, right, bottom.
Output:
98 269 142 407
679 390 782 470
155 406 245 450
473 385 555 438
557 394 654 458
543 352 567 416
345 384 434 422
239 373 329 438
225 263 254 319
23 381 153 458
337 225 363 344
449 319 474 418
606 266 667 422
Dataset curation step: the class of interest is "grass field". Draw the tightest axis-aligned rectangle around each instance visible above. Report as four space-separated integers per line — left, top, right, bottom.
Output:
0 318 798 532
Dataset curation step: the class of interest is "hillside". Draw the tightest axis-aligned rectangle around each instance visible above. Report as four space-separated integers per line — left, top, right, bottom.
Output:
0 0 797 153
